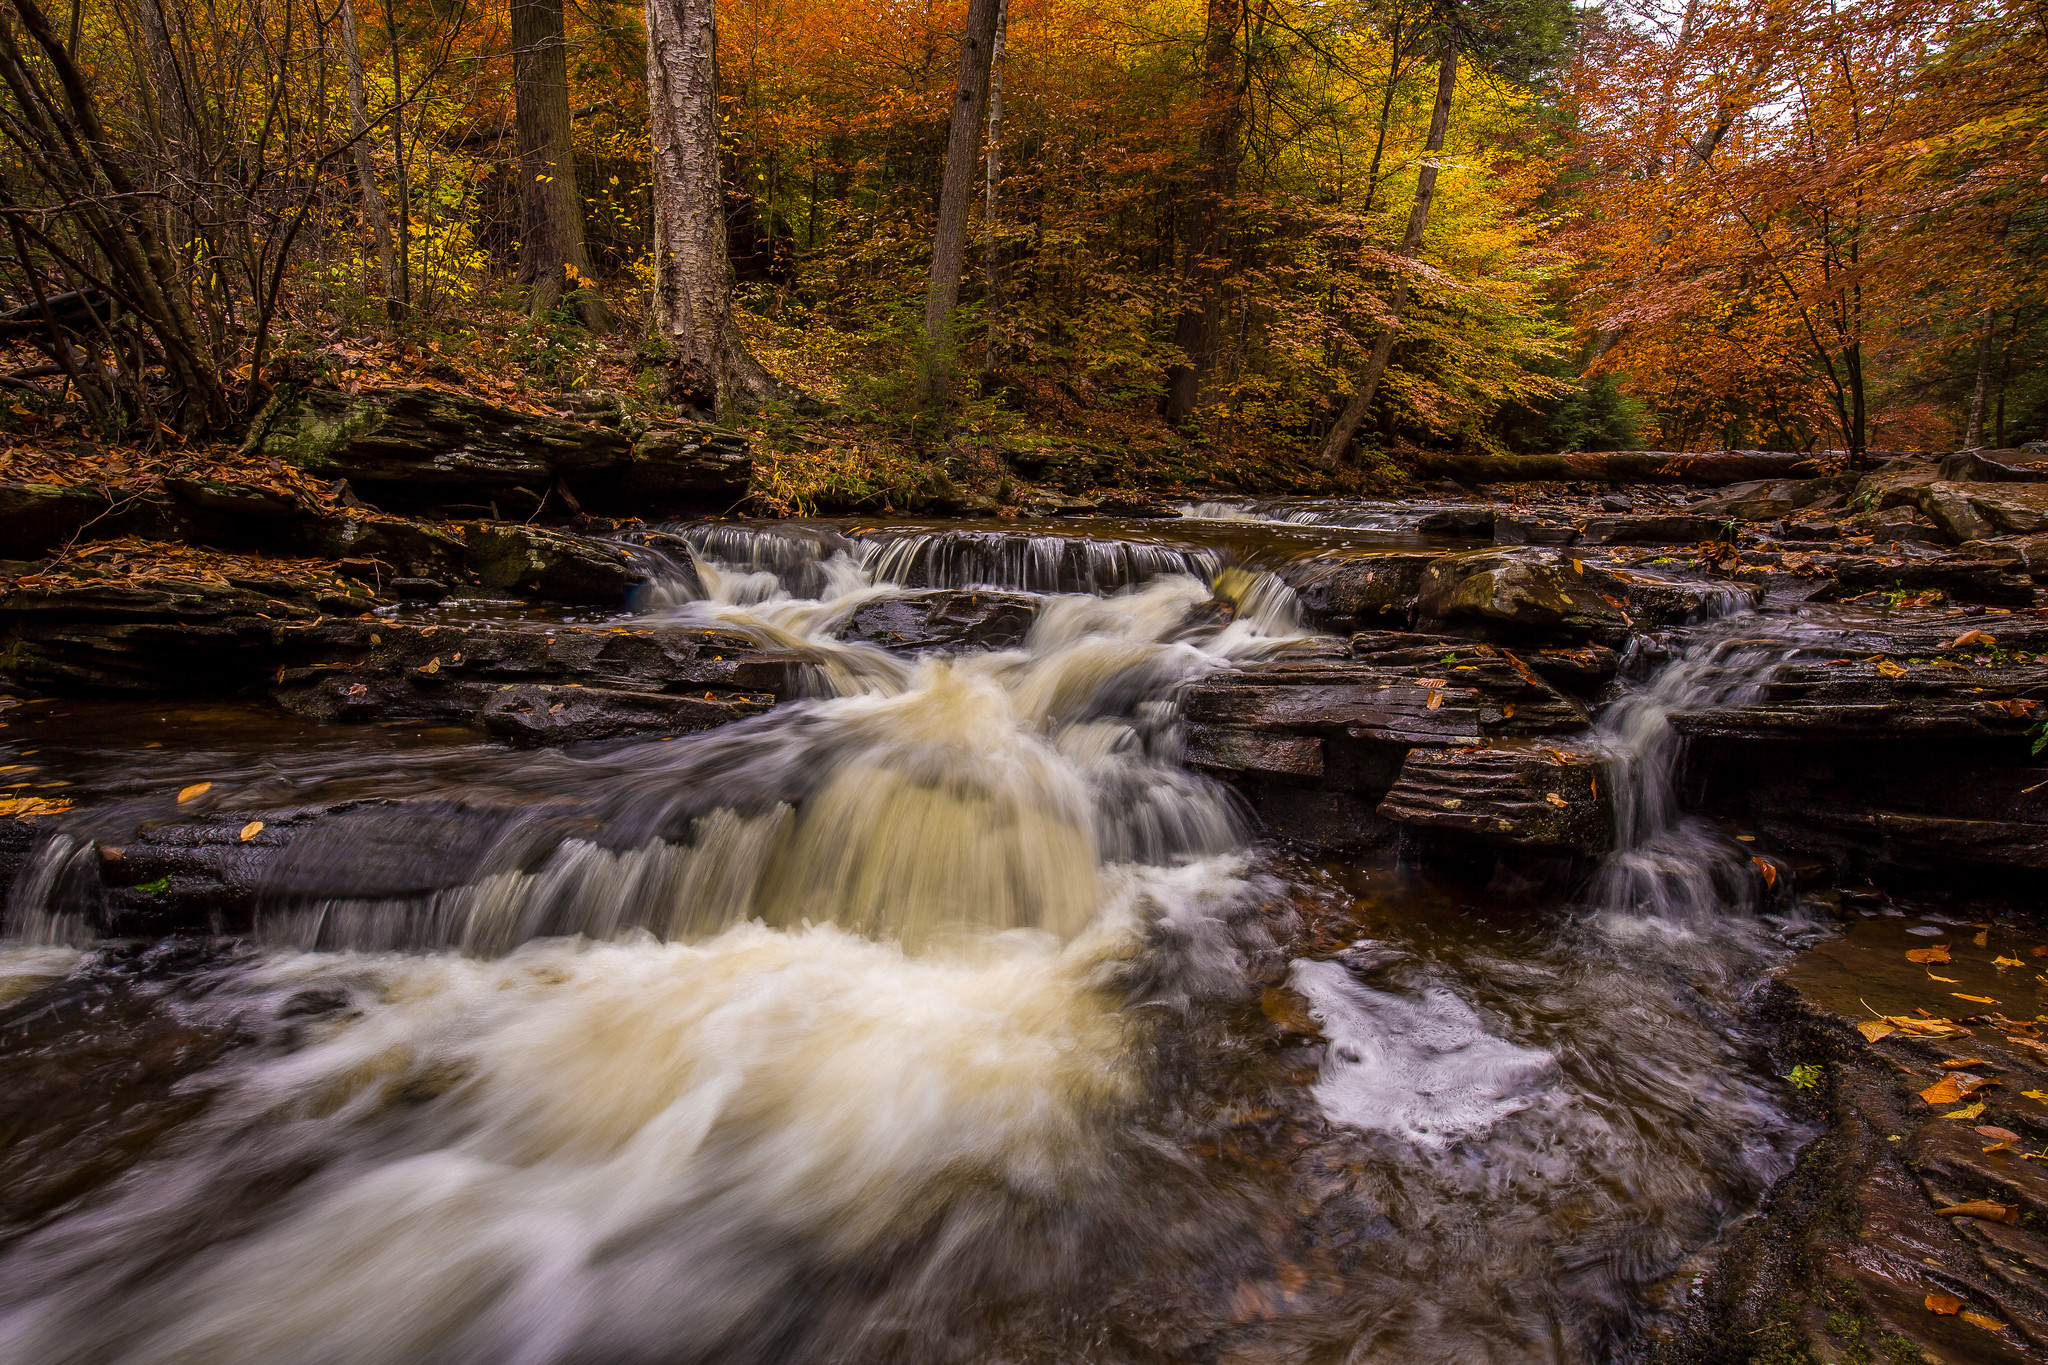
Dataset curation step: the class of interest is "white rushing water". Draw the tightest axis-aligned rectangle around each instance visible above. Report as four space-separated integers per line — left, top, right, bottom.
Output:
0 525 1819 1365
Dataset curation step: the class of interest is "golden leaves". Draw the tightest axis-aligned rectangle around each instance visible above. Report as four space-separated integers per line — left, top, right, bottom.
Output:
1905 945 1950 964
1855 1021 1896 1042
1925 1294 1963 1315
177 782 211 803
0 795 71 819
240 821 264 842
1874 659 1907 679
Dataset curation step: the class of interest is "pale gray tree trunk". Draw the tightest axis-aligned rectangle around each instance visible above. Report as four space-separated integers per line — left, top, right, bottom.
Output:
1319 43 1457 467
645 0 776 415
339 0 399 319
917 0 1004 405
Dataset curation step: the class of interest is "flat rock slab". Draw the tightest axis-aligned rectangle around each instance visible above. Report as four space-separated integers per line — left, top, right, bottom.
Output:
836 590 1040 650
1377 745 1610 852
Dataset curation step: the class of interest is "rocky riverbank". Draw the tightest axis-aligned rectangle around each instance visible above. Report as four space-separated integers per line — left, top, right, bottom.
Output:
6 399 2048 1359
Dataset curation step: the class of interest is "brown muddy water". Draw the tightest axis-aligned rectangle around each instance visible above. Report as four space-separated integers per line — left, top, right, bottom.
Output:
0 512 1830 1364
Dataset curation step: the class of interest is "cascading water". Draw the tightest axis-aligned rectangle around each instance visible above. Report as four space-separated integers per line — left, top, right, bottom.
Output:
0 517 1823 1365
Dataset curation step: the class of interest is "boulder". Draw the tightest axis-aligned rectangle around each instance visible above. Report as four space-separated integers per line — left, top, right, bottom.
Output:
1280 554 1439 631
1418 548 1627 639
1376 746 1610 853
247 386 750 513
837 590 1040 651
459 523 646 604
1936 449 2048 482
1414 506 1495 537
1916 481 2048 540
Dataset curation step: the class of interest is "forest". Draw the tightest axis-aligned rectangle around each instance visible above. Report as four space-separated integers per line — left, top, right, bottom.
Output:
0 0 2042 506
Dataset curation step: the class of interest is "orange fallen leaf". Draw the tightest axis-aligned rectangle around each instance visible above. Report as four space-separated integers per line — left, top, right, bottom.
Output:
1501 702 1515 718
1934 1199 2019 1223
239 821 263 842
1952 993 1998 1005
1425 690 1443 710
177 782 210 803
1993 955 2024 968
418 657 441 674
1960 1311 2009 1331
1936 1057 1992 1067
1926 1294 1963 1315
1906 945 1951 964
1973 1125 2021 1142
1752 857 1777 886
1921 1078 1963 1105
1876 660 1907 678
1927 973 1961 982
1544 792 1568 807
1856 1021 1896 1043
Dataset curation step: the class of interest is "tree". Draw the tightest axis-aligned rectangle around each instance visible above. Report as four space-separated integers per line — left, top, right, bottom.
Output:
645 0 777 414
513 0 613 329
1162 0 1243 426
1319 38 1459 466
916 0 1004 407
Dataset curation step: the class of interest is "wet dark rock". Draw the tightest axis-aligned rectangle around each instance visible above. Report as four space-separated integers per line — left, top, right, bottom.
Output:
1598 494 1634 513
1522 643 1620 694
480 684 772 743
0 571 376 694
1938 449 2048 483
302 513 467 581
459 523 645 604
247 386 749 513
1918 480 2048 543
1806 554 2035 606
1665 917 2048 1365
1280 554 1439 631
1420 548 1755 642
389 578 450 602
1862 505 1954 548
1413 506 1495 537
1182 632 1591 851
1492 515 1580 546
272 618 792 737
1376 746 1610 853
836 590 1040 651
1578 514 1727 545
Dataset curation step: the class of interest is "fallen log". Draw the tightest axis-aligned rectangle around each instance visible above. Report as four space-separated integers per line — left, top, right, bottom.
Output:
1407 449 1858 485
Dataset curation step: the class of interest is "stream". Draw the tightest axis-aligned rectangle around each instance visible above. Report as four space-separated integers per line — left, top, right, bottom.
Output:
0 511 1832 1364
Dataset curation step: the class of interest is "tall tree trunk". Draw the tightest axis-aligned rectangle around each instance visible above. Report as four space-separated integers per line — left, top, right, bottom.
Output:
381 0 411 314
339 0 400 320
982 0 1006 375
514 0 613 329
1162 0 1241 426
1359 18 1404 216
1965 307 1994 447
645 0 777 415
1318 42 1457 468
916 0 1004 406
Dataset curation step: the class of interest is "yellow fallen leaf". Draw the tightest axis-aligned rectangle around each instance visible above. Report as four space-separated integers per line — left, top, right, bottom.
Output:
1544 792 1568 808
1876 660 1907 678
240 821 263 842
1925 1294 1962 1315
1855 1021 1896 1043
1943 1102 1987 1119
2022 1089 2048 1101
1984 1142 2013 1152
1952 993 1997 1005
1906 945 1951 964
1425 690 1443 710
1960 1311 2008 1331
177 782 211 803
419 657 441 674
1927 973 1960 982
0 795 71 819
1994 955 2024 968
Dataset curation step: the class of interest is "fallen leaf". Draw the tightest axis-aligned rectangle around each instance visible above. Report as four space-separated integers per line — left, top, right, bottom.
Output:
1906 945 1952 964
1752 856 1777 886
1928 972 1961 982
1995 954 2025 967
419 657 441 674
1948 630 1995 648
1953 993 1998 1005
1925 1294 1963 1315
0 795 71 819
1856 1021 1896 1042
1937 1057 1992 1068
1935 1199 2019 1223
1425 690 1443 710
239 821 263 842
176 782 210 803
1943 1102 1988 1119
1973 1125 2022 1141
1544 792 1568 807
1921 1078 1963 1105
2024 1089 2048 1101
1961 1312 2009 1331
1501 703 1515 719
1984 1141 2014 1152
1974 928 1990 947
1418 677 1447 687
1876 660 1907 678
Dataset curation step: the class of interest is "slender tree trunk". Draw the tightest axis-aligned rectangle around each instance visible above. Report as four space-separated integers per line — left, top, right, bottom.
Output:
1359 18 1403 216
1965 307 1994 447
645 0 777 415
982 0 1006 375
916 0 1004 406
381 0 411 314
1162 0 1241 426
339 0 399 319
513 0 613 329
1319 42 1457 468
